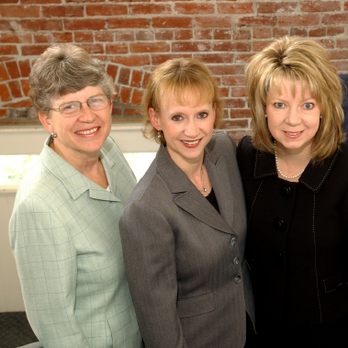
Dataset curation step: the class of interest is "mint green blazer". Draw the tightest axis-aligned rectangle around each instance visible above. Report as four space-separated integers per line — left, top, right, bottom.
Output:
10 136 143 348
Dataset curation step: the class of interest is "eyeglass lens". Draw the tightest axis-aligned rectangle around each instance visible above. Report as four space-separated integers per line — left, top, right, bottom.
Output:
59 95 109 117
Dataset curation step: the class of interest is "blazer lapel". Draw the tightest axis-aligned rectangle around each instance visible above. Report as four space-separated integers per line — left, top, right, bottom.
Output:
205 154 235 231
156 146 233 235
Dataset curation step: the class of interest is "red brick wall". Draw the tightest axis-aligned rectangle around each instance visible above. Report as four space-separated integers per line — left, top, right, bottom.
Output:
1 0 348 140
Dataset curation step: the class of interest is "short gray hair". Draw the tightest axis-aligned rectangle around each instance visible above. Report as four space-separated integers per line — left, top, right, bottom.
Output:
29 44 114 115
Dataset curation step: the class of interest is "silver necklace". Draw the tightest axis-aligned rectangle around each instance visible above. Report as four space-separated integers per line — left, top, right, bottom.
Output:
200 165 207 192
274 141 308 179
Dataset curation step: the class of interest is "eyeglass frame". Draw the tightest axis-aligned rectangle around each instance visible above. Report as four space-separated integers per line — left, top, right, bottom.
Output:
49 94 111 118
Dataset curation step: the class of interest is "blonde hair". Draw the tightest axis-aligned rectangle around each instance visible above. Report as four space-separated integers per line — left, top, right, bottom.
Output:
245 36 345 162
142 58 224 145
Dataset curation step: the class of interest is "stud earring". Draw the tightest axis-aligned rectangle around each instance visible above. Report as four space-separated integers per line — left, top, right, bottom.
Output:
51 132 57 138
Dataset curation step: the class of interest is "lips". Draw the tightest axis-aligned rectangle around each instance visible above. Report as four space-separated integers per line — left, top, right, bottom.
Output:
76 127 99 135
284 130 304 136
281 130 307 142
180 138 203 148
181 139 200 145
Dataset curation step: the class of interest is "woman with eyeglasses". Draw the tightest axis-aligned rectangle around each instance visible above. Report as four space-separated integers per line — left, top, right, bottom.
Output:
9 44 143 348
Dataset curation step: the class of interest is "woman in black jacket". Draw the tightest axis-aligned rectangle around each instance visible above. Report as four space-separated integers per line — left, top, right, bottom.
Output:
237 36 348 348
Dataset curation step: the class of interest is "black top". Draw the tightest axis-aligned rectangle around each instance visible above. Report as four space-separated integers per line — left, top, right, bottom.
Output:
206 188 220 213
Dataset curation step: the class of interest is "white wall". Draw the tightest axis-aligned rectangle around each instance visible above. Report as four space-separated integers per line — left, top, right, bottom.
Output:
0 186 24 312
0 123 159 155
0 123 158 312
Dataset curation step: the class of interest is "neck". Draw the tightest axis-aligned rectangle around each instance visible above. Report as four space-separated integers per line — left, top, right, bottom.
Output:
164 147 210 195
50 140 100 171
181 161 204 184
274 140 311 181
174 157 210 195
50 140 108 188
274 139 312 160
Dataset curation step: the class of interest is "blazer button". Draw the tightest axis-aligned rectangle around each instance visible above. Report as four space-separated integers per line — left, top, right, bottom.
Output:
276 252 284 261
230 237 237 247
234 275 242 284
281 185 292 198
273 218 286 231
233 257 240 265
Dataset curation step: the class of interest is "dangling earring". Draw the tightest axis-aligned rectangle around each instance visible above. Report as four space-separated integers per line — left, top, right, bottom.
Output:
157 130 161 138
265 114 267 118
51 132 57 138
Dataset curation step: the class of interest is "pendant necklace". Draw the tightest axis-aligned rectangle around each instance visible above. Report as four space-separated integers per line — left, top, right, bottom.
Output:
200 165 207 192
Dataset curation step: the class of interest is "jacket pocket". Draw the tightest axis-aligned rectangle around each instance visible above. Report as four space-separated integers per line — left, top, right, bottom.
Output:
322 269 348 294
177 292 215 318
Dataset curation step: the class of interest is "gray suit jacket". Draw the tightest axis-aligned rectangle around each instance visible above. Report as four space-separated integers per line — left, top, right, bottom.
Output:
119 133 255 348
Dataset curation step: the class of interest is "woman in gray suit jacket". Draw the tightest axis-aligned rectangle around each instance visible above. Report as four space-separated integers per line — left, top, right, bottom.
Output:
119 58 255 348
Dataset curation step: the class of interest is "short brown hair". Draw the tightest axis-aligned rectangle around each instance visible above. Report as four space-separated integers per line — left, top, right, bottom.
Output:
245 36 345 162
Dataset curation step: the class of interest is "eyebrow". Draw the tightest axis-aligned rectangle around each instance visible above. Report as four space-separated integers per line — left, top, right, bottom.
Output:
268 95 316 101
58 94 105 105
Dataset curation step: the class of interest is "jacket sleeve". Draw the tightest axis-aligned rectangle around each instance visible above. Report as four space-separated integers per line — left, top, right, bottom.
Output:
9 196 90 348
119 201 188 348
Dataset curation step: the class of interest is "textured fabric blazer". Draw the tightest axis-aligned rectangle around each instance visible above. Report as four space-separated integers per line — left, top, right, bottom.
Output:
9 136 142 348
237 136 348 329
341 74 348 141
119 133 255 348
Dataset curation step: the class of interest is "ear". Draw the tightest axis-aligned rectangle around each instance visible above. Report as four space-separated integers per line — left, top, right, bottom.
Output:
38 112 53 133
149 108 161 130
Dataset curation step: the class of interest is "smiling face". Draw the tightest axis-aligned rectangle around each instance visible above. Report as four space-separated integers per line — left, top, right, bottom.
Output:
149 88 216 169
39 86 112 163
266 79 321 156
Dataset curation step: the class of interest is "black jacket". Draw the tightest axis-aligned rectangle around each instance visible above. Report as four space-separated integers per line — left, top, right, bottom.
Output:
237 136 348 328
341 74 348 140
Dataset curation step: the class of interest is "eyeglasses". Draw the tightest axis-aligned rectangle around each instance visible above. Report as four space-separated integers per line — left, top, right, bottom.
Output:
50 94 110 118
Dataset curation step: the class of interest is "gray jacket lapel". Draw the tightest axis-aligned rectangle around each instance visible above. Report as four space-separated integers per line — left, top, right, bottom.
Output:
205 154 235 230
156 145 233 235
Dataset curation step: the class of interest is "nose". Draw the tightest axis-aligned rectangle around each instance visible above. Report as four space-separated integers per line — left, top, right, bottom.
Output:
78 103 96 122
185 119 200 137
285 107 301 126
